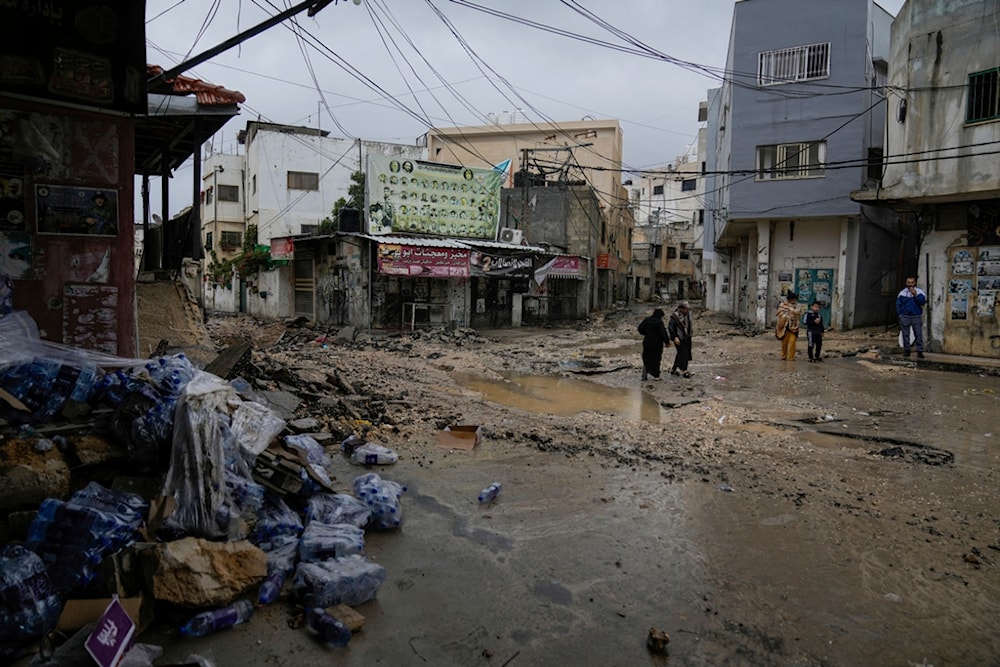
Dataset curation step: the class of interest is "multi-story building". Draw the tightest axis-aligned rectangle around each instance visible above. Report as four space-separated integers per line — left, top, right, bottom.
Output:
853 0 1000 356
705 0 903 330
425 118 634 309
625 129 707 302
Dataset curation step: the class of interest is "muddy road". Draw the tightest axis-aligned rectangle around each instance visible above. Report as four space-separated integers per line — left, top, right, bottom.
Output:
148 306 999 666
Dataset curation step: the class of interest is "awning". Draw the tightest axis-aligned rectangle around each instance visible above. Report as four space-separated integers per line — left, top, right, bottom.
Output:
535 255 587 284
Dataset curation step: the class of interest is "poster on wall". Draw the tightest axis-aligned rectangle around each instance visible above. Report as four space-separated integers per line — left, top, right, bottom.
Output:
968 203 1000 246
978 247 1000 262
0 171 25 231
36 185 117 236
949 279 974 294
977 276 1000 291
951 249 973 275
976 260 1000 277
0 231 31 278
950 296 968 321
366 155 504 239
976 291 996 319
777 270 792 296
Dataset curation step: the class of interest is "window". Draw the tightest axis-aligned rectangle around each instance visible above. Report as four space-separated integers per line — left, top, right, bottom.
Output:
681 178 697 192
758 42 830 86
653 245 662 259
967 68 999 123
218 184 239 202
288 170 319 191
204 186 213 205
680 244 690 260
653 184 664 195
205 231 213 250
220 231 242 250
252 174 257 194
300 224 318 235
666 246 677 259
756 141 826 180
873 63 888 97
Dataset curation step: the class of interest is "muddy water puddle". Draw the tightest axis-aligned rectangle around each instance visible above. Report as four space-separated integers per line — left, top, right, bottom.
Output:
451 371 665 423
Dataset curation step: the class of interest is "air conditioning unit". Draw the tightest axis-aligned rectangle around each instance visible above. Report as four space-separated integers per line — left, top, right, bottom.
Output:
499 227 523 244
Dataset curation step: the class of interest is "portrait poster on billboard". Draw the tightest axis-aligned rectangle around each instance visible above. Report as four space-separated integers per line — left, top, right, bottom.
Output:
366 156 503 239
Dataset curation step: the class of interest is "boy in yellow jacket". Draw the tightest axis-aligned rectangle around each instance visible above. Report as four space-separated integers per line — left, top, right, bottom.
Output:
775 292 802 361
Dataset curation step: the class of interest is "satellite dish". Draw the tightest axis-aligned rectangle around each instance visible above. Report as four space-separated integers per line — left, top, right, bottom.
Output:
152 213 162 225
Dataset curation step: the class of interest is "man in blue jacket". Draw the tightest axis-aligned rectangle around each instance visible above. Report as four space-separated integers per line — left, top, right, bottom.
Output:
896 276 927 358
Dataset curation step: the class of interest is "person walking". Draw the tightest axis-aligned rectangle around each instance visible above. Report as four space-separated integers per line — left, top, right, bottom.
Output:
668 301 694 378
896 276 927 358
804 300 825 362
775 292 802 361
638 308 671 381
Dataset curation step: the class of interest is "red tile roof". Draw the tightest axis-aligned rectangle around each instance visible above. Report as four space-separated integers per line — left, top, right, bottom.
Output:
147 65 246 106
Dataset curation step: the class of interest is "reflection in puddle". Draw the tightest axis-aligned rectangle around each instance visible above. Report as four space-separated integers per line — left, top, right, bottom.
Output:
451 372 664 423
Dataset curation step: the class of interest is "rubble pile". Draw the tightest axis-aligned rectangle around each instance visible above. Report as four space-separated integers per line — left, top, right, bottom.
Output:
0 311 413 664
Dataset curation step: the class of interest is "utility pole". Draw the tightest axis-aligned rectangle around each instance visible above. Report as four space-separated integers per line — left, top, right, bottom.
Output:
149 0 342 86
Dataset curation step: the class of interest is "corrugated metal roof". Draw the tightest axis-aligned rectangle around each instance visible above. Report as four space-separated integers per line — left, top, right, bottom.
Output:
357 234 474 249
464 239 547 252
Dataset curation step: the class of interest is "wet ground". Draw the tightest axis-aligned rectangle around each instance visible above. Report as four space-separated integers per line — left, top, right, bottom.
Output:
136 307 999 666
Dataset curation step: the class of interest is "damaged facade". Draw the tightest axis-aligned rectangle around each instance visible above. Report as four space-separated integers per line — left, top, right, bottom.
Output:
853 0 1000 356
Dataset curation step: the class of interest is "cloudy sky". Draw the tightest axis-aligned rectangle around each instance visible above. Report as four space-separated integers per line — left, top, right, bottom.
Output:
142 0 905 221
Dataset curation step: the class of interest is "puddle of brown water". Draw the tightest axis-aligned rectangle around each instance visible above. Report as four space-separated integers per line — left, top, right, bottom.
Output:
451 371 665 423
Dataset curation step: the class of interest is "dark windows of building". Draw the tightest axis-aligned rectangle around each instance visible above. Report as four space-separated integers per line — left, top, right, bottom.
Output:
667 246 677 259
205 231 213 250
680 244 690 260
758 42 830 86
967 68 999 123
653 244 662 259
756 141 826 180
681 178 696 191
301 224 318 235
653 184 664 195
205 186 213 205
252 174 257 194
218 184 239 202
288 170 320 191
220 231 242 250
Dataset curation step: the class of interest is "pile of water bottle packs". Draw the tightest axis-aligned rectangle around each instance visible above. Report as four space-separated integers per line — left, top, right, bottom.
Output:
0 482 148 658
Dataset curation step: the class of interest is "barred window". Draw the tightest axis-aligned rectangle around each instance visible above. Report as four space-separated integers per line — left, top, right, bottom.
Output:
681 178 697 192
220 231 242 250
967 68 999 123
758 43 830 86
756 142 826 180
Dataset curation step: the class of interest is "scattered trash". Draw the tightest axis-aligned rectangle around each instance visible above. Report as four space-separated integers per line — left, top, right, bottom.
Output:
306 606 351 647
883 593 901 603
646 626 670 655
478 482 502 503
257 570 286 606
717 415 727 425
822 414 836 422
718 483 734 492
305 493 371 529
0 544 63 645
353 473 406 529
179 599 254 638
299 522 365 562
713 375 726 381
291 554 387 607
349 442 399 466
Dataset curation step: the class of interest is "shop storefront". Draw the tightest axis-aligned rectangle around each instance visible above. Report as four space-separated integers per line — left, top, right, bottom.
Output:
371 238 470 330
525 255 589 324
469 249 532 328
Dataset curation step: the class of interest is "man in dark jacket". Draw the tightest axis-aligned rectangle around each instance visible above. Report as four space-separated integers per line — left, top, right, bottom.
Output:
896 276 927 358
638 308 670 381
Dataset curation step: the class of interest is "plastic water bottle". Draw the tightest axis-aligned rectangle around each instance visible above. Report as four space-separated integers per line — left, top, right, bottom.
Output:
478 482 502 503
306 607 351 647
257 571 285 606
179 600 254 638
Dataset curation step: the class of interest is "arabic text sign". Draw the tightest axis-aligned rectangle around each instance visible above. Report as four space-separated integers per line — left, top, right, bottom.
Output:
366 156 502 239
470 250 532 277
85 597 135 667
377 243 470 278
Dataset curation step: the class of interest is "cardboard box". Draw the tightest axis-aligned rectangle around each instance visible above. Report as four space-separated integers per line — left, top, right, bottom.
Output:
56 596 147 633
435 425 482 450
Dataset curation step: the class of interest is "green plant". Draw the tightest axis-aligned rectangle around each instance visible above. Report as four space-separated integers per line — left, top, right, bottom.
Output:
318 170 365 234
206 224 274 283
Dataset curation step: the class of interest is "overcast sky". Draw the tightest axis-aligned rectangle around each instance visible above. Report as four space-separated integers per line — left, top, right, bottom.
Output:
141 0 905 222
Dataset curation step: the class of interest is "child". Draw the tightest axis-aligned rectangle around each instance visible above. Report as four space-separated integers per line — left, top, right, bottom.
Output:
804 301 825 362
775 292 802 361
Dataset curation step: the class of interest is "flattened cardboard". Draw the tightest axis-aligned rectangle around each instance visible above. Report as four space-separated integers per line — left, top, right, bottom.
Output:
435 424 482 450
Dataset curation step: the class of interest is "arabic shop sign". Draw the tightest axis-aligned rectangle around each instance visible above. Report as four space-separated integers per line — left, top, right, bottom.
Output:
377 243 470 278
470 250 532 278
366 156 503 240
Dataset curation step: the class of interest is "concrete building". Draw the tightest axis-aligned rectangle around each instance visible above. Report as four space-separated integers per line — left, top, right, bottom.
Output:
853 0 1000 356
425 118 634 309
625 129 707 303
706 0 904 330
